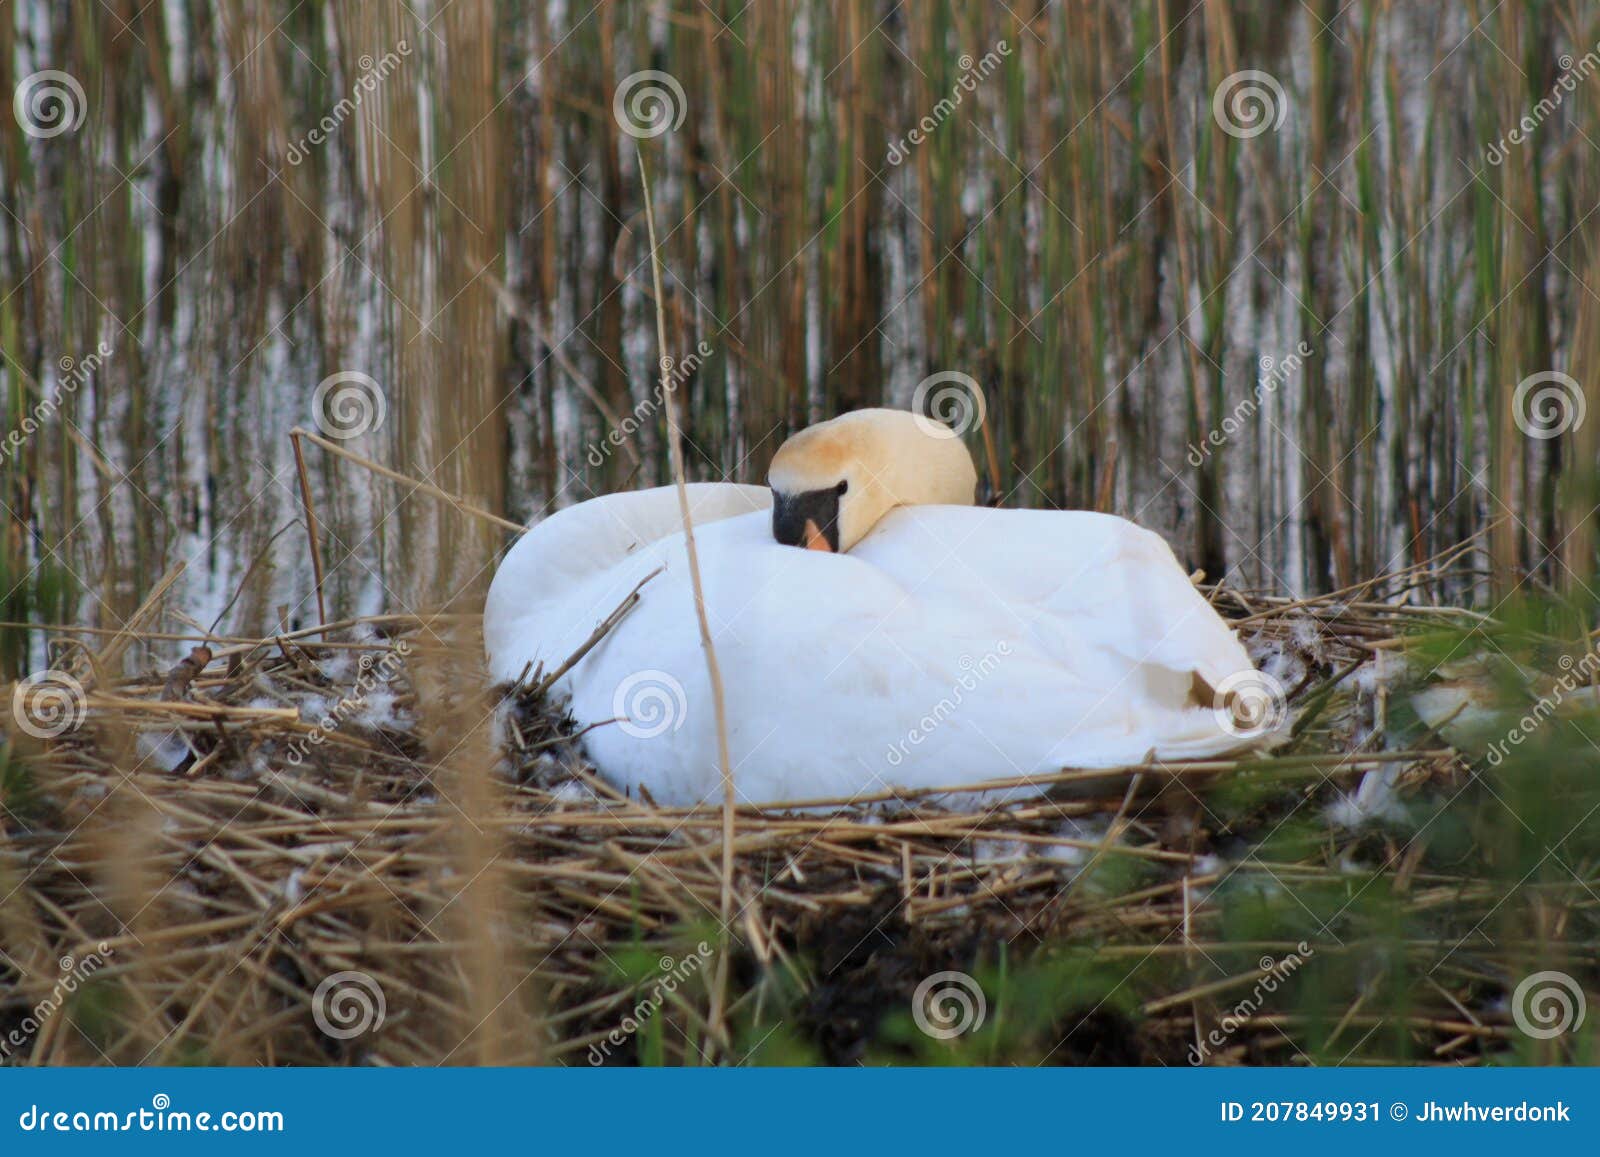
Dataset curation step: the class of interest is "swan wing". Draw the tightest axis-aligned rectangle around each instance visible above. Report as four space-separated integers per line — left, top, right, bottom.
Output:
484 483 770 682
852 506 1254 694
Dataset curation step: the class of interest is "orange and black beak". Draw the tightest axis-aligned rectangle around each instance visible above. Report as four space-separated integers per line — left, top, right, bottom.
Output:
772 483 844 552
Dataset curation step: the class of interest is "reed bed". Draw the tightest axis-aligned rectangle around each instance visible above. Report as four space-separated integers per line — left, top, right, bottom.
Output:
3 538 1596 1066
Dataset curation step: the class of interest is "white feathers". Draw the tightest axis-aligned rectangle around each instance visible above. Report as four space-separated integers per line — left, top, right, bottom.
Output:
484 483 1266 807
1326 764 1409 829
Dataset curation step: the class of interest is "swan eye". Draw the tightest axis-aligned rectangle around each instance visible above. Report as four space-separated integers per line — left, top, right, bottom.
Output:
836 479 849 495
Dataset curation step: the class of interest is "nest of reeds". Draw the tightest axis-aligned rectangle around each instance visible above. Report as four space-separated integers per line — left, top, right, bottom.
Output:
2 547 1595 1067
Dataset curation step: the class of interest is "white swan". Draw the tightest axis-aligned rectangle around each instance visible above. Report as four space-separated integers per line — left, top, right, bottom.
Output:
485 409 1268 807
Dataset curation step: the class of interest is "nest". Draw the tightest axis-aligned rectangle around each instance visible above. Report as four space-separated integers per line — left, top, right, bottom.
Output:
1 548 1594 1066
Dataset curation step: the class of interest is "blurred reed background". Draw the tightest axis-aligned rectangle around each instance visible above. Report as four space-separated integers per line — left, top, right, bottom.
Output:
3 0 1600 665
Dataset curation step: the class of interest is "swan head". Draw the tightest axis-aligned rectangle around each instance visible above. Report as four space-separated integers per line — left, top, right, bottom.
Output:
767 408 978 552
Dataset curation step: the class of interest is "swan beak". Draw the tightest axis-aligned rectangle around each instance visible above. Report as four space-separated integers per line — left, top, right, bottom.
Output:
771 487 842 551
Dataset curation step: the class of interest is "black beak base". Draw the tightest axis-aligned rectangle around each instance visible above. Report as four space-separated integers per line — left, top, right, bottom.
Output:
771 487 842 551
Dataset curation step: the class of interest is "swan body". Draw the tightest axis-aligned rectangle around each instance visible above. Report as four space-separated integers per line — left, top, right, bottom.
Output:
486 411 1265 807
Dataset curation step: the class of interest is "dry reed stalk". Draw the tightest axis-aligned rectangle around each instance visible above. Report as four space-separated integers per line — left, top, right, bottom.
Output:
290 428 524 533
638 151 738 1058
290 429 329 631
